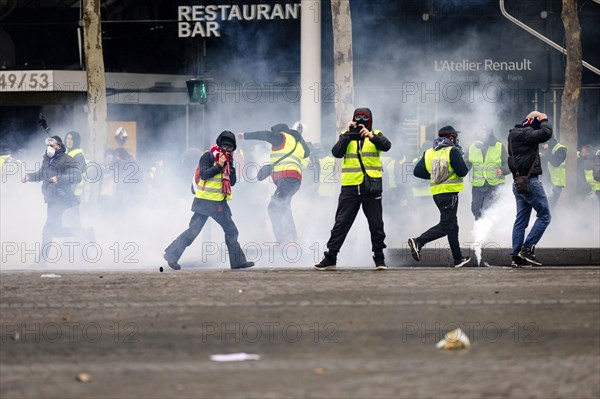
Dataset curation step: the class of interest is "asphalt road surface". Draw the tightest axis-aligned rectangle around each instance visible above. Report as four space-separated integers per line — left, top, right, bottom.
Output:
1 266 599 398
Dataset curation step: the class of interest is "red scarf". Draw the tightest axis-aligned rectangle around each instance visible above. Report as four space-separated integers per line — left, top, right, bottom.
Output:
209 144 232 196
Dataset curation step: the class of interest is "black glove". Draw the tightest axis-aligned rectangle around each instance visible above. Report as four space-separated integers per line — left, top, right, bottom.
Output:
38 114 50 132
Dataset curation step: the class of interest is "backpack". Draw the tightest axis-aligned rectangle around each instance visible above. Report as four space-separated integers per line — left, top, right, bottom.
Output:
430 150 450 184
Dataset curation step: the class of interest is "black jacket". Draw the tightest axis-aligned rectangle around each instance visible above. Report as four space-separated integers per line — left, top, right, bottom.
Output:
507 120 553 178
27 151 81 206
243 129 311 158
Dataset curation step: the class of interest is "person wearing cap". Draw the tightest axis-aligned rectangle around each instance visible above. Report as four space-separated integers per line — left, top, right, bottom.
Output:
238 123 310 244
314 108 392 271
22 136 92 263
407 125 471 268
163 131 254 270
507 111 552 267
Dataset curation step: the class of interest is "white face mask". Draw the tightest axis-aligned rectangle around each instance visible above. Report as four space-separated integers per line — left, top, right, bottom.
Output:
46 146 56 158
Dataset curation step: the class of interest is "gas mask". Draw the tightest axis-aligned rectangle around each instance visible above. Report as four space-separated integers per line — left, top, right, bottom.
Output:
46 146 56 158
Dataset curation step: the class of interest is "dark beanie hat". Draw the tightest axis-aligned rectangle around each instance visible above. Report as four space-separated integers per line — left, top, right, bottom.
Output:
438 125 459 136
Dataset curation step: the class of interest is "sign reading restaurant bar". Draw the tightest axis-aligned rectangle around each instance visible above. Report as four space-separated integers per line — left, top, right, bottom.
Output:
178 3 301 38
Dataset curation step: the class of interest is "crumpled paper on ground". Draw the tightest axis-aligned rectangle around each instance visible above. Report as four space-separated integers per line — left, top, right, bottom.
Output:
436 328 471 350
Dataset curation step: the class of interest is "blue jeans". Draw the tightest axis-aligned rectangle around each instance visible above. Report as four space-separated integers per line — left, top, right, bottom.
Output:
511 178 551 256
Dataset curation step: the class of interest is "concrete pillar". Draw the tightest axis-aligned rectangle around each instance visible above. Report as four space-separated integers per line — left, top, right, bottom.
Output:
301 0 321 143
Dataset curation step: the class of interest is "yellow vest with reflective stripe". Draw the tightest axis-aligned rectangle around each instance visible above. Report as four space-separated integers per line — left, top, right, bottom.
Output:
195 152 232 201
318 155 338 197
468 142 505 187
0 154 10 171
67 148 88 196
584 170 600 192
425 146 464 194
341 131 383 186
548 143 567 187
380 155 398 189
270 133 305 175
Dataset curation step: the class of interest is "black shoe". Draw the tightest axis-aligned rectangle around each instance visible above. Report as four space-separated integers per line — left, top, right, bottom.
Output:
163 253 181 270
511 256 531 268
314 251 337 271
232 261 255 270
518 247 542 266
373 256 387 270
454 257 471 268
408 238 421 261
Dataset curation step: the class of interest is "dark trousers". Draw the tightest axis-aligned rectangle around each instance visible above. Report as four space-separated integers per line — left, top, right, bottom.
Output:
42 202 90 261
268 178 301 243
326 187 386 253
417 192 463 261
165 203 247 268
548 185 563 209
471 184 501 220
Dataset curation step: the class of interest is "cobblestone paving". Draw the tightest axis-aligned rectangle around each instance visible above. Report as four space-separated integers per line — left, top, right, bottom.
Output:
1 267 599 398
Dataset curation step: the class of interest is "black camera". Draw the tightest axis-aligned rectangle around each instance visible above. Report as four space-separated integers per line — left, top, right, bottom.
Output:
347 125 362 140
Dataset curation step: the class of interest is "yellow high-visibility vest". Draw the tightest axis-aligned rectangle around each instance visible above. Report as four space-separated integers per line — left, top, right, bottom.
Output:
0 154 11 171
424 146 464 195
195 152 232 201
547 143 567 187
584 170 600 192
271 133 306 175
341 131 383 186
67 148 88 196
468 142 505 187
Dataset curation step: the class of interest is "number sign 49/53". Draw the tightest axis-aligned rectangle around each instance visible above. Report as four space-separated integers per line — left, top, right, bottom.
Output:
0 71 53 92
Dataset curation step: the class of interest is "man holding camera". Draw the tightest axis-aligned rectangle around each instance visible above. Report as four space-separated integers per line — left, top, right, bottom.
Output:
507 111 552 267
163 131 254 270
315 108 391 270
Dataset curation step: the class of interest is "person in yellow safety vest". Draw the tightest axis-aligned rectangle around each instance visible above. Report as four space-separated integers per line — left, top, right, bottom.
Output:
540 138 567 209
578 144 600 201
65 131 88 198
465 133 510 220
64 131 88 229
163 131 255 270
407 125 471 268
315 108 392 271
381 152 406 200
238 123 310 243
0 144 22 185
593 149 600 203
